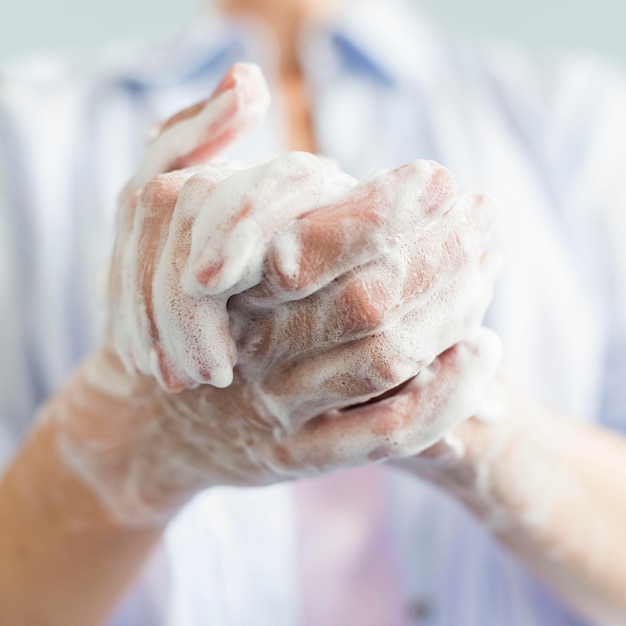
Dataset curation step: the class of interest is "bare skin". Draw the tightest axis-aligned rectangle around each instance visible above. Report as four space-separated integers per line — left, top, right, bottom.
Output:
282 72 317 152
398 377 626 624
219 0 323 152
0 389 165 625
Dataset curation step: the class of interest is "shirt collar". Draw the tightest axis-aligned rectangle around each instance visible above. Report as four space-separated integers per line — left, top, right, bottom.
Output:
104 0 442 91
301 0 443 89
98 11 269 89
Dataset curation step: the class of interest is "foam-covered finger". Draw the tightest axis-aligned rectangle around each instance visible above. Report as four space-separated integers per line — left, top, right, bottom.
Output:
261 160 459 300
234 253 487 379
131 62 271 188
271 328 502 476
151 295 236 391
258 331 425 427
243 229 491 354
231 263 402 360
343 245 500 356
108 189 139 323
110 172 190 376
149 170 239 390
235 241 500 393
397 251 500 368
182 152 356 297
384 191 496 303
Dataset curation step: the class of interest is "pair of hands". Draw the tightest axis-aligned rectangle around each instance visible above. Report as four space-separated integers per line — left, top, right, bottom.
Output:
56 63 502 525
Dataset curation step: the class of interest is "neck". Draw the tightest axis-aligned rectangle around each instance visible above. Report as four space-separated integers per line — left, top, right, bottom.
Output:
218 0 344 77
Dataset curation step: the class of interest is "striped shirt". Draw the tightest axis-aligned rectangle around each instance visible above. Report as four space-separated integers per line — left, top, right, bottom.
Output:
1 0 625 624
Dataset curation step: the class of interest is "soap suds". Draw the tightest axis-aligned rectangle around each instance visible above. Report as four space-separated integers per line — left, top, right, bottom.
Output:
54 62 502 525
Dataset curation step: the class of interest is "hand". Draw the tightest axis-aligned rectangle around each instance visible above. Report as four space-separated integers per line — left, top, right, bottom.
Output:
52 62 501 527
230 163 502 426
53 328 501 526
111 152 359 391
109 64 501 396
108 60 278 390
391 373 626 625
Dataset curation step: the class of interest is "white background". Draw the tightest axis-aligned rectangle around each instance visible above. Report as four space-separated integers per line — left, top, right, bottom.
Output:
1 0 625 67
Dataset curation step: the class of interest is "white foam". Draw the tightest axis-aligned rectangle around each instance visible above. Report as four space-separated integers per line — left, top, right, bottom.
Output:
57 64 503 526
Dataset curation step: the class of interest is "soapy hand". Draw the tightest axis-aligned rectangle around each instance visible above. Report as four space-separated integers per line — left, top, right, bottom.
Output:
53 62 501 525
56 327 500 525
108 61 276 390
231 167 501 426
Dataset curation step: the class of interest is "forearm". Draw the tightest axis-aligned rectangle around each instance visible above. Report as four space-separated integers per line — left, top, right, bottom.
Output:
0 357 168 625
434 378 626 624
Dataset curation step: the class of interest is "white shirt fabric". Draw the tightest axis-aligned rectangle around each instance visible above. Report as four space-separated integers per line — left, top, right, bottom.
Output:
1 0 625 624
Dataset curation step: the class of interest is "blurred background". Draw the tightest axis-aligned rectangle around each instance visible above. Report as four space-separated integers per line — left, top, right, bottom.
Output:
1 0 625 67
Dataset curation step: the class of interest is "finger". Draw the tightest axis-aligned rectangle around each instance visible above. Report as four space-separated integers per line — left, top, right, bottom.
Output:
257 330 426 426
249 246 499 424
232 261 408 365
151 170 240 390
232 202 499 359
131 62 271 188
268 327 502 476
232 268 399 356
257 160 459 301
181 152 356 296
390 250 501 365
110 171 191 377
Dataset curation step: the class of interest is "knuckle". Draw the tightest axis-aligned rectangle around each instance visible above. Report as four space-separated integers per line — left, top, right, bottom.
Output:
253 153 320 197
419 162 458 215
366 334 419 389
442 227 468 263
340 278 391 334
175 171 224 217
138 175 178 212
180 170 215 197
366 410 418 460
280 150 321 173
266 238 303 293
265 227 329 297
406 261 436 296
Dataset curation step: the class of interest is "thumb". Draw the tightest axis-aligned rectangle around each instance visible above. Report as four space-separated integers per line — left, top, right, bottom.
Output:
130 62 270 188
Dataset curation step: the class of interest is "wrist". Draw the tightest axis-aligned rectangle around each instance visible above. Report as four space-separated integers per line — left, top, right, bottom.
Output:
425 377 574 540
398 376 549 528
0 359 169 625
45 347 204 527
